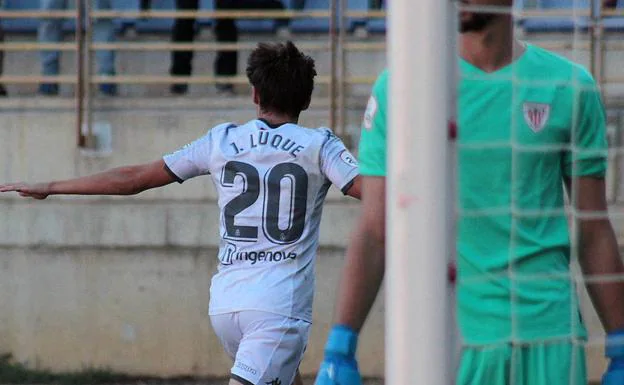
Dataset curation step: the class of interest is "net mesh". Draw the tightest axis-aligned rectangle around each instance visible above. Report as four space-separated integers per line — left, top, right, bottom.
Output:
452 0 624 384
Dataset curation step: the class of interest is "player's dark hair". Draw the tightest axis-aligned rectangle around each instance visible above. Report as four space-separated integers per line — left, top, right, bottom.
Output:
246 41 317 118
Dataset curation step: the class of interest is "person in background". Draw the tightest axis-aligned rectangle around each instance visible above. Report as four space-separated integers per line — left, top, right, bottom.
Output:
139 0 201 95
38 0 117 96
169 0 199 95
213 0 282 96
142 0 306 96
214 0 303 96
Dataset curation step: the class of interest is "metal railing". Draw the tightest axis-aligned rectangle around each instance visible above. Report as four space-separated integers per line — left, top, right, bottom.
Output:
0 6 340 147
0 4 622 148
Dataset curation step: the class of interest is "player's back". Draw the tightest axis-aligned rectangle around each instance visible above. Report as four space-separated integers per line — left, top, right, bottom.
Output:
197 119 358 322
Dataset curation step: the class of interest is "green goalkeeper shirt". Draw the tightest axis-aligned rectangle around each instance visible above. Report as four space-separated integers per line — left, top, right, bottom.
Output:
358 44 608 345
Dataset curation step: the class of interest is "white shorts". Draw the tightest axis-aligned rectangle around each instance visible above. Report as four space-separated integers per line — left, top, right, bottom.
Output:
210 311 311 385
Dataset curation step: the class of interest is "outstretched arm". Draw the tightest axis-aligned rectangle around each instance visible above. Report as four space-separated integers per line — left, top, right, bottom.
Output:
568 176 624 385
335 175 385 330
314 176 385 385
0 160 177 199
316 71 387 385
567 176 624 332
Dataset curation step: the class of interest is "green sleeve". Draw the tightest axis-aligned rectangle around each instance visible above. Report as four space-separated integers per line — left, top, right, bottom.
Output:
358 70 389 177
563 70 608 177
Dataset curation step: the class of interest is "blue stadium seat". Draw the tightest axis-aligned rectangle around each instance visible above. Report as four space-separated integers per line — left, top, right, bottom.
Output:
366 1 386 34
197 0 276 34
236 20 277 33
112 0 139 32
521 0 590 32
197 0 214 28
285 0 328 33
135 0 209 33
135 0 175 33
237 10 277 34
603 0 624 31
2 0 132 34
286 0 367 33
194 0 279 33
2 0 41 33
346 0 369 30
2 0 77 34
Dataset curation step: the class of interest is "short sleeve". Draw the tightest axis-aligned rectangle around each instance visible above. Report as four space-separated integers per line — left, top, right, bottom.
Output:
319 129 359 194
163 130 214 183
358 70 388 177
563 70 608 178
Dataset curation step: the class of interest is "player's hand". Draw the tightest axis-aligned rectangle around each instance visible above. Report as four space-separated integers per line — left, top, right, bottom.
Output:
603 330 624 385
0 182 51 200
314 325 362 385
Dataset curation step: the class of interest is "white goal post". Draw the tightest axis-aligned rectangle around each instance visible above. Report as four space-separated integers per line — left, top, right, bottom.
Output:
386 0 456 384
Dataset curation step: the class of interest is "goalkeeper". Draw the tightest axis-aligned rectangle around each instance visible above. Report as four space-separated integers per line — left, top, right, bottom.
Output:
314 0 624 384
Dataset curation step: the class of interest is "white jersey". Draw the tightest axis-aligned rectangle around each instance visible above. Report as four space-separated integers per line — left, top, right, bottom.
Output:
163 119 359 322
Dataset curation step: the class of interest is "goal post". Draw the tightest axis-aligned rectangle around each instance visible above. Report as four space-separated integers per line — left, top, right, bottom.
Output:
386 0 456 384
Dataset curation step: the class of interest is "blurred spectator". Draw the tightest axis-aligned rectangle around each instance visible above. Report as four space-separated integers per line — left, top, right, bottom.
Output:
214 0 289 95
140 0 199 95
142 0 304 95
171 0 199 95
38 0 117 96
604 0 618 8
370 0 383 8
0 0 7 96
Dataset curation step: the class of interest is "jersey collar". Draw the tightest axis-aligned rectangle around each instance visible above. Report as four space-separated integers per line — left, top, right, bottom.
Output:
257 118 289 130
460 43 532 77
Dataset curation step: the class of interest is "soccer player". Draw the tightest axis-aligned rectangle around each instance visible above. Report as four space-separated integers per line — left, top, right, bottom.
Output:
314 1 624 384
0 41 361 385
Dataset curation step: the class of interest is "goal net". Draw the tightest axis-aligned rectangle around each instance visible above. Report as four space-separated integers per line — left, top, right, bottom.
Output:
387 0 624 384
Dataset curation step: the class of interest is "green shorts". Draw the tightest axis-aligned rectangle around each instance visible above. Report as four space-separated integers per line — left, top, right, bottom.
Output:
457 340 587 385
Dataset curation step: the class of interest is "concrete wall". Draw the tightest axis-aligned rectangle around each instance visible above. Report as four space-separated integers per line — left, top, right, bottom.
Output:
0 101 385 379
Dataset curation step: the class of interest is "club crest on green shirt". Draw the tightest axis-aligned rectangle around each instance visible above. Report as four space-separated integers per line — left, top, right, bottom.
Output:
523 102 551 133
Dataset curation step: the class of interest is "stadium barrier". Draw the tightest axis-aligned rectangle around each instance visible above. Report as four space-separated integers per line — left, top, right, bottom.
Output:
0 6 621 136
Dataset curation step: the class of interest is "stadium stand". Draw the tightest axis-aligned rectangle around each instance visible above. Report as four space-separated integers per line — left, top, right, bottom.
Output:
112 0 141 33
0 0 621 97
517 0 624 32
1 1 622 36
288 0 369 33
3 0 41 33
3 0 132 33
116 0 369 35
518 0 591 32
603 0 624 31
234 1 279 33
366 1 386 33
135 0 175 33
132 0 214 34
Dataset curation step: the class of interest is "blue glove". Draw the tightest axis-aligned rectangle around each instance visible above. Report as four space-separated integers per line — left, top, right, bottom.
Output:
603 329 624 385
314 325 362 385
